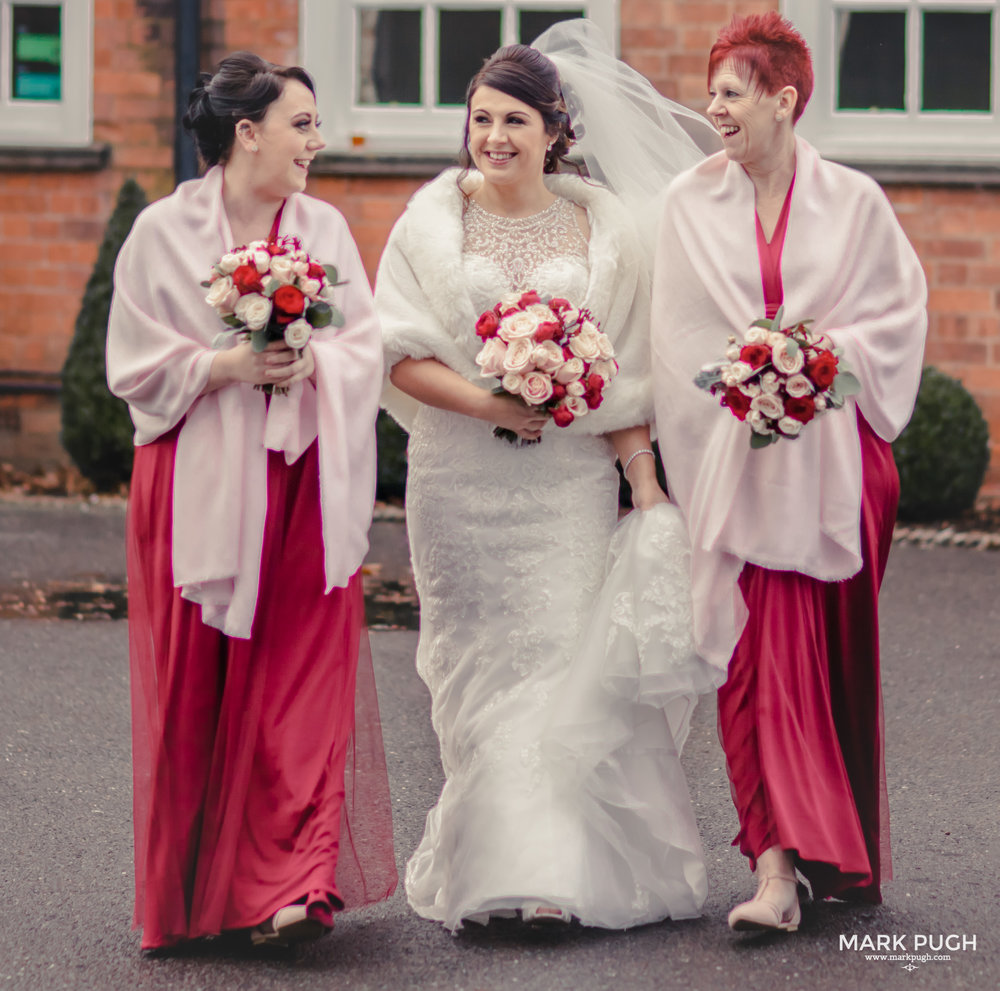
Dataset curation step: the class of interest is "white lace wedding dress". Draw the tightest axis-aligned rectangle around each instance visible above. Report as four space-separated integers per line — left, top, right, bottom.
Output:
404 197 721 930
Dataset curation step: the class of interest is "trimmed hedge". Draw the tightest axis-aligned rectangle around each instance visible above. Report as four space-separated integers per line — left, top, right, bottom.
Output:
893 366 990 521
61 178 147 491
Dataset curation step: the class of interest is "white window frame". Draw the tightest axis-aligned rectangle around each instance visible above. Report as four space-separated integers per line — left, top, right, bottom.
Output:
783 0 1000 164
301 1 617 155
0 0 92 146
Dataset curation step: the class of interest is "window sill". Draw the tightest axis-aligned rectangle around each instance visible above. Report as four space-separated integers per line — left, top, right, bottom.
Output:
840 160 1000 188
0 144 110 172
310 153 459 179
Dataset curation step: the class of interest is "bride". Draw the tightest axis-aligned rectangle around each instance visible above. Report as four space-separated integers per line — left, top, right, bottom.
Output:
375 21 722 930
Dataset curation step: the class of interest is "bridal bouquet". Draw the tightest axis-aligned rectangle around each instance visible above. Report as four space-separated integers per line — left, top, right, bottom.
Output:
694 307 860 448
201 234 345 394
474 290 618 444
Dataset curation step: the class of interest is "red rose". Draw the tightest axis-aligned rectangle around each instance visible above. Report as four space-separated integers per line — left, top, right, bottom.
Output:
806 351 839 390
784 395 816 423
722 386 752 421
533 321 562 342
552 404 575 427
307 261 326 280
476 310 500 339
740 343 771 369
549 297 570 313
584 375 605 410
232 264 263 294
518 290 542 307
272 284 306 324
551 382 567 400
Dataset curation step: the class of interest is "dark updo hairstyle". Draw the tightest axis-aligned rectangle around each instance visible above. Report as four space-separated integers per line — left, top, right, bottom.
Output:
182 51 316 167
459 44 577 180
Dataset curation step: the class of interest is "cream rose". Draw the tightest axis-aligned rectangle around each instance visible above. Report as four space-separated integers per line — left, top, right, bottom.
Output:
725 343 742 361
499 310 541 341
596 333 615 360
771 340 805 375
501 371 525 395
767 331 788 348
206 275 236 311
562 307 580 327
751 393 785 420
814 395 828 411
527 303 554 320
218 252 243 274
760 371 780 394
555 357 585 384
569 327 602 361
738 380 762 398
531 340 564 374
590 359 618 384
745 326 769 344
283 318 312 349
566 380 586 397
234 292 272 331
251 248 271 273
293 260 310 278
300 277 322 298
521 371 554 405
268 255 297 283
748 410 772 434
564 395 589 417
785 373 814 397
502 336 535 373
777 416 804 437
476 337 508 377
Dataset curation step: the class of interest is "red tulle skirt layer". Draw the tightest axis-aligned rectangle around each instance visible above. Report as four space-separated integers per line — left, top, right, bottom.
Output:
126 427 396 949
718 415 896 903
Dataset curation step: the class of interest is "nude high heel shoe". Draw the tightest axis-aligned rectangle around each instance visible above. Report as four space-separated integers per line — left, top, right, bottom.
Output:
727 873 801 932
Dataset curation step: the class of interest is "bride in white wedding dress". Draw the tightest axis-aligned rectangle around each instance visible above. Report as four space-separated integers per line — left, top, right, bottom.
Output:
375 24 724 931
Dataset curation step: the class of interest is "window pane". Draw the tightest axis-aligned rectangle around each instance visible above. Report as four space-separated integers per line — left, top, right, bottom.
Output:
12 4 62 101
836 10 905 111
519 9 584 45
357 9 422 105
922 12 991 112
438 9 501 105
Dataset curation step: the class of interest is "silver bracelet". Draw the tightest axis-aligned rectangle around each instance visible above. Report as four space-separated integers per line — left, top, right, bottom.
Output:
622 447 655 479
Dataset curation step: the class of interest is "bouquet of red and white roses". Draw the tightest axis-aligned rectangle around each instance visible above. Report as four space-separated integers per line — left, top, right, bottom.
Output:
474 290 618 444
201 234 345 394
694 307 860 448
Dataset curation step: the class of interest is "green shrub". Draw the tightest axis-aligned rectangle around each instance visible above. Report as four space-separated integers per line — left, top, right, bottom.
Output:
61 178 148 491
893 366 990 521
376 409 408 499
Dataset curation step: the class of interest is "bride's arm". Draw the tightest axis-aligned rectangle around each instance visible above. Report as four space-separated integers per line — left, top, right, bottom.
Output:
389 357 550 441
609 424 669 510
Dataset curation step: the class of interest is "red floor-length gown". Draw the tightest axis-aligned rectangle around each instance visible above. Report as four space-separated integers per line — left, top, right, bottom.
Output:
127 426 397 949
716 180 894 902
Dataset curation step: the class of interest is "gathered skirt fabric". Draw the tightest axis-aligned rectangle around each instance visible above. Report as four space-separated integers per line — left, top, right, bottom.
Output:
127 427 396 949
717 415 895 902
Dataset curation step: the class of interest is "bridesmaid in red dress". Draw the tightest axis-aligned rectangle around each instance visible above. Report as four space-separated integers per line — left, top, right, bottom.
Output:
651 13 927 933
107 53 396 951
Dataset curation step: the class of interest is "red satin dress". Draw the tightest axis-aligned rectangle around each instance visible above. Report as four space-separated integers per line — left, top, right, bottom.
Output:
715 183 894 902
126 426 397 949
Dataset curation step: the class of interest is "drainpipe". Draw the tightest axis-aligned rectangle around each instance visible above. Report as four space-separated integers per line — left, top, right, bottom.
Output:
174 0 201 185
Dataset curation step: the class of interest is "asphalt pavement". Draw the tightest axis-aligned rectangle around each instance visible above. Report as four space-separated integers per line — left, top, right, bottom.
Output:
0 499 997 991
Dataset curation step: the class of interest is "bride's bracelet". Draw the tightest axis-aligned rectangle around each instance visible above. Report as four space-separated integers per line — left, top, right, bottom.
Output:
621 447 655 480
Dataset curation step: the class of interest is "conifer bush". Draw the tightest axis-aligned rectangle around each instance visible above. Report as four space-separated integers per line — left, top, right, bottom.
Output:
376 410 408 499
893 366 990 521
61 178 147 490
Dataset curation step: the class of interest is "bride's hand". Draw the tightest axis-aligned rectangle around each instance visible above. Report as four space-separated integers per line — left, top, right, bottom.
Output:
489 393 550 441
629 478 670 511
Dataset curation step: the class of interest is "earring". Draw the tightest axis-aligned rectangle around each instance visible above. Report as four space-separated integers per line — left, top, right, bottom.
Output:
775 113 785 122
547 142 555 152
250 144 258 153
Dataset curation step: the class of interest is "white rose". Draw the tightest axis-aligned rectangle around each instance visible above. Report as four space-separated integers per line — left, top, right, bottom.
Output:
777 416 804 437
729 360 757 383
502 336 535 373
293 260 310 278
738 380 762 398
596 333 615 360
814 395 828 411
531 340 564 374
268 255 297 283
767 331 787 349
252 248 271 273
283 318 312 349
748 410 773 434
205 275 235 311
751 393 785 420
234 292 272 331
521 371 554 405
568 327 602 361
562 307 580 327
771 339 805 375
785 373 814 398
725 344 742 361
218 252 242 274
760 371 780 394
498 292 522 310
744 326 769 344
555 357 585 383
566 381 586 397
300 277 322 298
499 310 541 341
564 395 589 417
590 358 618 384
476 337 508 377
527 303 554 320
500 371 524 395
721 367 739 388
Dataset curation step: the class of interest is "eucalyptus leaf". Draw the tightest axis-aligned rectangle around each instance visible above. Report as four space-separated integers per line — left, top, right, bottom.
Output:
329 306 346 328
694 368 723 390
263 277 280 298
826 390 846 409
222 314 242 328
750 431 778 449
251 329 268 353
307 301 332 328
769 305 785 334
834 370 862 396
783 338 800 359
322 264 347 286
200 280 212 288
750 318 773 329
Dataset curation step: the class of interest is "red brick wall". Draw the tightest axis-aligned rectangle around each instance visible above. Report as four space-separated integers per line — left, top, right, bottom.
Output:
2 0 999 495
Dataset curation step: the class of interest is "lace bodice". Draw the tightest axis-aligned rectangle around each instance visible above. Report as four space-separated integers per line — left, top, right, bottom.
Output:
462 196 589 301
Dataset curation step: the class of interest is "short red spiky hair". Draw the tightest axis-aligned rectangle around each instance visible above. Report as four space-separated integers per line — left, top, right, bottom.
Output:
707 12 813 123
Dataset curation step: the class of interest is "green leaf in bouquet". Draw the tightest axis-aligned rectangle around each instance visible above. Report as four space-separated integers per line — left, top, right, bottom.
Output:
212 263 227 276
200 280 212 288
694 366 724 390
826 389 846 410
222 314 242 328
750 318 774 329
783 338 800 359
750 431 779 449
251 329 269 353
329 305 346 329
322 264 347 286
263 276 280 298
833 370 862 396
306 301 332 328
769 305 785 334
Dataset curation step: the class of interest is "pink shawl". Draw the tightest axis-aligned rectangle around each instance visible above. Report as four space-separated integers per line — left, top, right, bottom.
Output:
107 166 383 638
651 138 927 669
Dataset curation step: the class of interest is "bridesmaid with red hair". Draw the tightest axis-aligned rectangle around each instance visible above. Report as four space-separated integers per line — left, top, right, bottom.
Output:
651 13 927 932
